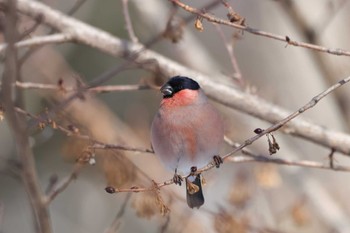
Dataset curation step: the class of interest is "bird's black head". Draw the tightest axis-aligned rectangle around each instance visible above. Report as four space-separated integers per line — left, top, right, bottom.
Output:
160 76 200 98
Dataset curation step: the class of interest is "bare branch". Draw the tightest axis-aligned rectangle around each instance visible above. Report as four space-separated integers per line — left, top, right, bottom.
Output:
19 18 42 40
25 98 349 174
13 92 350 203
91 143 154 154
17 0 87 67
105 75 350 193
213 24 243 84
205 76 350 171
1 0 52 232
0 81 155 93
170 0 350 56
0 33 73 54
4 0 350 154
66 0 87 16
104 193 132 233
223 137 350 172
121 0 138 43
44 164 83 205
14 106 153 154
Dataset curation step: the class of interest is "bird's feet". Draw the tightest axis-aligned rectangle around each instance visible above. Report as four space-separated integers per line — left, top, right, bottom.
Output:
190 166 197 176
173 169 183 186
213 155 223 168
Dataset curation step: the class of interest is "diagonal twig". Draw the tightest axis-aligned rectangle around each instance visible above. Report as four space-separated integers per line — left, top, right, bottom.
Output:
170 0 350 56
105 75 350 193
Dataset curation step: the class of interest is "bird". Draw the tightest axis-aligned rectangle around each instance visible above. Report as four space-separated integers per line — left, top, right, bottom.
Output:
151 76 224 208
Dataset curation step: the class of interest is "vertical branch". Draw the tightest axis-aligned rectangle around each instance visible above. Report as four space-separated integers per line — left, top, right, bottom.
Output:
104 193 132 233
1 1 52 233
121 0 138 43
213 24 243 85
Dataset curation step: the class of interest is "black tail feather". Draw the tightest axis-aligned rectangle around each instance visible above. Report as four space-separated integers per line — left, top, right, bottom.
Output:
186 174 204 208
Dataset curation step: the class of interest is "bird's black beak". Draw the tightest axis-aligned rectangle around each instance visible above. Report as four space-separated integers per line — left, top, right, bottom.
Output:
160 83 173 98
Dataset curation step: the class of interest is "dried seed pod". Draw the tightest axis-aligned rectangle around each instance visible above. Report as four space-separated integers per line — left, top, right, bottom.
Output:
194 17 204 32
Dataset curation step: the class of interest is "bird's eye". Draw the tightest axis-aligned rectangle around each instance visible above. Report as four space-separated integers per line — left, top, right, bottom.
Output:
160 84 174 98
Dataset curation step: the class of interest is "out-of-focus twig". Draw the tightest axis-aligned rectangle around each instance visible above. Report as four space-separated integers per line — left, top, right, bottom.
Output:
223 136 350 172
66 0 87 16
121 0 138 43
19 17 42 40
213 24 243 84
1 0 52 232
44 164 83 205
104 193 132 233
18 0 87 66
0 33 73 53
91 143 154 154
278 0 350 129
14 106 155 155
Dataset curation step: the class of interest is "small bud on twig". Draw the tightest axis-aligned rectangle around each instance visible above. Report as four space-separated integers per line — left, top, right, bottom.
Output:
105 186 116 194
254 128 264 134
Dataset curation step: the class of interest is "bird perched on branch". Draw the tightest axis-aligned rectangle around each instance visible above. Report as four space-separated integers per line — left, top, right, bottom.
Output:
151 76 224 208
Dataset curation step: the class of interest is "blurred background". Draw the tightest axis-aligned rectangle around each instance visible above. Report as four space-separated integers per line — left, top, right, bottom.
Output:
1 0 350 232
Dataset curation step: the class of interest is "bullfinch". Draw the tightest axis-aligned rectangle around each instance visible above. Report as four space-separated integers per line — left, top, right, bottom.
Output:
151 76 224 208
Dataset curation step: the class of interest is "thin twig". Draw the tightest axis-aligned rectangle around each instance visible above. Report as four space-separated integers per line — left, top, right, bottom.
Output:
18 0 87 66
106 151 350 194
159 214 171 233
121 0 138 43
91 143 154 154
19 17 42 40
170 0 350 56
1 81 155 93
0 33 73 54
213 24 243 84
14 106 155 155
104 193 132 233
210 76 350 170
44 164 83 205
278 0 350 130
66 0 87 16
223 136 350 172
